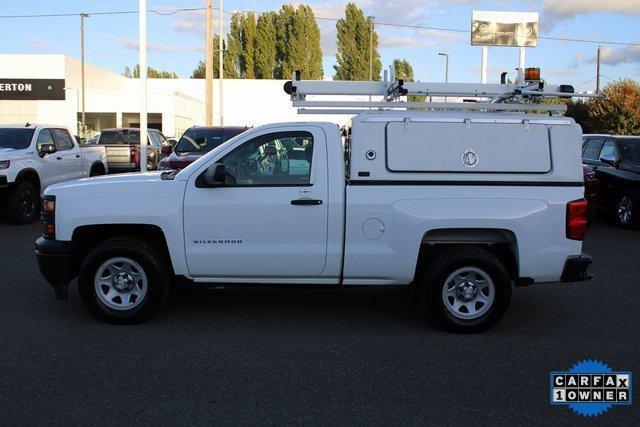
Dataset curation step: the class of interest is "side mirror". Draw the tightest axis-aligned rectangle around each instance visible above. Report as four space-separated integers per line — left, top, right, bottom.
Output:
38 143 57 157
167 138 178 147
161 145 173 155
203 163 226 187
600 153 619 166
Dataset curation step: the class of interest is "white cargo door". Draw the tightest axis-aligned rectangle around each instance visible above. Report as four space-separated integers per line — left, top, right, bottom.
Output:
386 121 551 173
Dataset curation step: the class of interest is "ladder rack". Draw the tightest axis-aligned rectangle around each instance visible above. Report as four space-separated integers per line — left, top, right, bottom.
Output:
283 67 603 115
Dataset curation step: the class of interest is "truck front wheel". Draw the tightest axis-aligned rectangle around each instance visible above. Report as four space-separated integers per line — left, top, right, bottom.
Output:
78 237 170 324
5 181 39 224
418 246 511 333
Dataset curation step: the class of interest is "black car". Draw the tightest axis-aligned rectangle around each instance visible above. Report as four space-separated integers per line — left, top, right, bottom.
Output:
582 134 640 228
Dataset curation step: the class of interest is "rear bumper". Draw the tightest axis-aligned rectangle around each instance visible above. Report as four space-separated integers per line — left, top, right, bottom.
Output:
560 254 594 282
35 237 73 300
107 162 139 173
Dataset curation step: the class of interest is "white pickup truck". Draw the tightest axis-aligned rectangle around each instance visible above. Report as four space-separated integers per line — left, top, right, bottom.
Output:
0 124 107 224
35 108 592 332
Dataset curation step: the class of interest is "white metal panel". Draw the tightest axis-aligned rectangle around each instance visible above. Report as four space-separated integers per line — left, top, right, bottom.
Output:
385 121 551 173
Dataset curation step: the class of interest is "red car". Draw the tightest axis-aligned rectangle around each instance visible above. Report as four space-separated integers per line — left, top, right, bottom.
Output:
158 126 249 170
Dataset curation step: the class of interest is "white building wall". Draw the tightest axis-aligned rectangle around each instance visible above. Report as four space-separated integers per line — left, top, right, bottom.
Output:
0 54 354 135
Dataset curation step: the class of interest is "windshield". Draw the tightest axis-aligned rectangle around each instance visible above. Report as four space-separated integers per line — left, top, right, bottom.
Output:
0 128 35 150
175 128 246 155
99 129 140 145
619 138 640 162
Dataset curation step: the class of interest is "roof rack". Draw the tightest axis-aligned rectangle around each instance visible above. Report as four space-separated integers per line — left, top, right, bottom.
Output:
283 67 603 115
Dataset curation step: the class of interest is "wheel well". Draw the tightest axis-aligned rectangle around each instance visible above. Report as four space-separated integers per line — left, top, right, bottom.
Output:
15 169 41 194
70 224 173 275
415 228 519 282
90 162 106 174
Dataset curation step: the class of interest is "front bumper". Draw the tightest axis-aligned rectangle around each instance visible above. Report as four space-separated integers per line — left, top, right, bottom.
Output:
560 254 594 282
35 237 73 300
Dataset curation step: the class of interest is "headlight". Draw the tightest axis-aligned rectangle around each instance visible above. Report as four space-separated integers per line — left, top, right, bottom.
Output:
0 160 10 169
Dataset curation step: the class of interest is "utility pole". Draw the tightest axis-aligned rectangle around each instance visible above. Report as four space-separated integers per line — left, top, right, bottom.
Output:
218 0 224 126
139 0 148 172
80 13 89 140
596 45 601 94
439 52 449 102
205 0 214 126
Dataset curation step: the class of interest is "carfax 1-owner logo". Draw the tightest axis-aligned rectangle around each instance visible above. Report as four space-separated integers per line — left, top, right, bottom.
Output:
550 360 633 417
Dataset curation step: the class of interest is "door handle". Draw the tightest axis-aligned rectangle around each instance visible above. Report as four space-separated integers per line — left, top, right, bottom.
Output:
56 156 62 160
75 154 81 158
291 199 323 206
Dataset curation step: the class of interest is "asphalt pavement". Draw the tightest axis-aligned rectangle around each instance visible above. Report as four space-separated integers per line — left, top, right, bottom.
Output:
0 219 639 424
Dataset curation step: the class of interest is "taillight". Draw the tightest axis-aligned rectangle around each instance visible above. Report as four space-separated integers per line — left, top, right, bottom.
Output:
130 146 140 164
566 198 588 240
41 195 56 239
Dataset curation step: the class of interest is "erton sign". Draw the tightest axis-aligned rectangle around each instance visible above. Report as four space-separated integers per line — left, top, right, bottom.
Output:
471 11 539 47
0 79 65 100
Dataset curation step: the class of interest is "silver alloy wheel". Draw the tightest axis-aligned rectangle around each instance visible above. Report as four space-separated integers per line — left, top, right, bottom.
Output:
442 267 495 320
94 257 148 311
19 188 36 218
617 196 633 225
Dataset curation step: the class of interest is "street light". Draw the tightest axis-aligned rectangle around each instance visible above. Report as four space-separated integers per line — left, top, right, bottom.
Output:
438 52 449 102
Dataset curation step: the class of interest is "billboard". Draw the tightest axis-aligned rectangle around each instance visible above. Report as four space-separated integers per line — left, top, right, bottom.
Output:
471 11 538 47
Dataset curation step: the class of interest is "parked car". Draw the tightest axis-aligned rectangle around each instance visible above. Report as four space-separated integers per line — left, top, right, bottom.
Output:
582 134 640 228
35 110 591 332
0 124 107 224
97 128 171 173
582 164 598 224
158 126 249 170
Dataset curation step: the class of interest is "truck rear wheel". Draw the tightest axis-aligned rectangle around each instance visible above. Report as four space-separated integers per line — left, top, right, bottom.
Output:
78 237 170 324
5 181 39 224
418 246 511 333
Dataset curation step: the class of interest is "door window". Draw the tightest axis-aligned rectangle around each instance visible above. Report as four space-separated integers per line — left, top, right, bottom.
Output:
36 129 55 148
599 140 618 162
220 131 313 186
582 138 604 161
149 131 161 147
50 128 75 151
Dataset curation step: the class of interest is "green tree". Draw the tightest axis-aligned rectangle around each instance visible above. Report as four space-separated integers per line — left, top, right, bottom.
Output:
190 36 236 79
334 3 381 81
393 58 414 81
225 12 243 78
275 5 323 79
589 79 640 135
392 58 425 103
240 12 257 78
254 12 277 79
124 65 178 78
565 79 640 135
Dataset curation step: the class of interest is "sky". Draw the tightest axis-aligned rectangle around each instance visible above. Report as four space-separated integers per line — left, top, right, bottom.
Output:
1 0 639 91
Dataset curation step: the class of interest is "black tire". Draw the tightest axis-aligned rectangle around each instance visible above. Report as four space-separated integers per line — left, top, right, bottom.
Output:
5 181 39 224
89 164 106 177
615 192 638 229
418 246 511 333
78 237 171 324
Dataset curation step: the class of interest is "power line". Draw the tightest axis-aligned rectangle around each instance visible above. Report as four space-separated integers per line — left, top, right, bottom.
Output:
0 8 205 19
1 6 639 48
